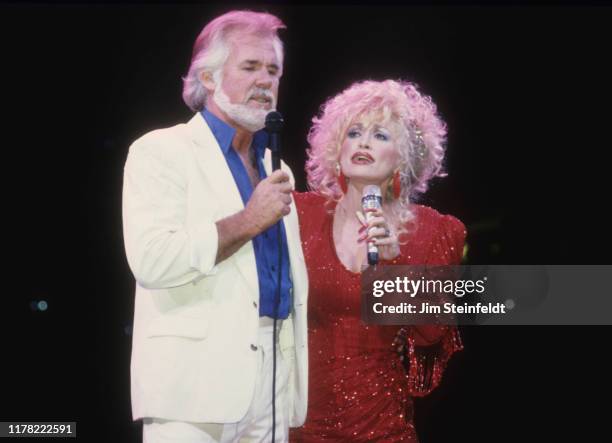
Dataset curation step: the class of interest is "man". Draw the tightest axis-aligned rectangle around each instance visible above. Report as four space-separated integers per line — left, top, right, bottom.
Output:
122 10 308 442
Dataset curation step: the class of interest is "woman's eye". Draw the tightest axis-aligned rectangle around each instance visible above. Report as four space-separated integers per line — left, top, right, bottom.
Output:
375 132 389 141
347 129 361 138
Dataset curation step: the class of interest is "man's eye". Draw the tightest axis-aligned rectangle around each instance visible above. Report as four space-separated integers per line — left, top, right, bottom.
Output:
375 132 389 141
243 66 256 71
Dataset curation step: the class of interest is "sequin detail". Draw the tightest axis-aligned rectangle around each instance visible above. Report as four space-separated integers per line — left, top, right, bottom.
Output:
290 192 465 442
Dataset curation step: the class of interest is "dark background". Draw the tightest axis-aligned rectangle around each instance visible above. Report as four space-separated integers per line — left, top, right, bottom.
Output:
2 1 611 442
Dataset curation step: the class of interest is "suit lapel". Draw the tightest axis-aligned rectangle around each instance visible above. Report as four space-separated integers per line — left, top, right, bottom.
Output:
186 113 244 213
186 113 259 299
262 150 307 306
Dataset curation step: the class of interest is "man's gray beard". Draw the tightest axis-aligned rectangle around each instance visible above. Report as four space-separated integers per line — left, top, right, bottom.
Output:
213 83 273 133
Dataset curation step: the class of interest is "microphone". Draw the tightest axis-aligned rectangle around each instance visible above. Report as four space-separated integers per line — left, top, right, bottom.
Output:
265 111 284 171
362 185 383 265
264 110 285 443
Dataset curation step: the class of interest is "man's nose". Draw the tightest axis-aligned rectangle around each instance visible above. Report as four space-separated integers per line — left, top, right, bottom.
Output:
255 74 273 89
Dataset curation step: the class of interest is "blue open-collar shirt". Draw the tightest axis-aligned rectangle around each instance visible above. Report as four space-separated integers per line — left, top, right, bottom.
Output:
201 109 292 320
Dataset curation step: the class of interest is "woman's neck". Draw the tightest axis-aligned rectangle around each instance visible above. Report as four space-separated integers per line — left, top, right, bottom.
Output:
336 184 363 216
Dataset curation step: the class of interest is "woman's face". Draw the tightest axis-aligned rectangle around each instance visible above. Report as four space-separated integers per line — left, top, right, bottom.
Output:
338 116 401 187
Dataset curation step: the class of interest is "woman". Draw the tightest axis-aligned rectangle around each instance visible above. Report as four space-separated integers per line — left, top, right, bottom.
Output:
290 80 465 442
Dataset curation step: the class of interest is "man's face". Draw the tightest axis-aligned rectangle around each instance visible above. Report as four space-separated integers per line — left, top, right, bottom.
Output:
219 32 281 111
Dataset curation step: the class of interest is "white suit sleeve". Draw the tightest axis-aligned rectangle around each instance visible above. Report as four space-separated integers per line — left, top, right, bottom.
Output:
122 140 218 289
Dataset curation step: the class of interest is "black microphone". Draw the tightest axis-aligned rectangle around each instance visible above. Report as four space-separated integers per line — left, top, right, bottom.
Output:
264 110 285 443
265 111 284 171
362 185 383 265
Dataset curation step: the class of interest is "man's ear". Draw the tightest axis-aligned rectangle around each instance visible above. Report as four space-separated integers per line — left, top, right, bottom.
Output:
200 71 216 92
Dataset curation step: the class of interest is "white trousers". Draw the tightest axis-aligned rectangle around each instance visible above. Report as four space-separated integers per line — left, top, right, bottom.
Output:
142 322 290 443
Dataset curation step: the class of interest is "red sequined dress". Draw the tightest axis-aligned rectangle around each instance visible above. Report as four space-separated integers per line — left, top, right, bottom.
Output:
290 192 466 442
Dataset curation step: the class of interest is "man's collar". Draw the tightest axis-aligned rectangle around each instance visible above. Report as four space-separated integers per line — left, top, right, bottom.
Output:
201 108 269 157
252 129 269 159
201 108 235 154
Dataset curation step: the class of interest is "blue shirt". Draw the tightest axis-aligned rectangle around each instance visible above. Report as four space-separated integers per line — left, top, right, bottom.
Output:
201 109 292 319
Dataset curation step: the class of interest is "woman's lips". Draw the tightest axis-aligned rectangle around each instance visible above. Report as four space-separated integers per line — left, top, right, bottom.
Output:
351 152 374 165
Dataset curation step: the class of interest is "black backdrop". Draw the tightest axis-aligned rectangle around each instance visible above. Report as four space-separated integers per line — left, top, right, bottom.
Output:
2 2 612 442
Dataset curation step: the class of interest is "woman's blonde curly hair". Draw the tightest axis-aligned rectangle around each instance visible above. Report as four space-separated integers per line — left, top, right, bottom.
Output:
306 79 448 233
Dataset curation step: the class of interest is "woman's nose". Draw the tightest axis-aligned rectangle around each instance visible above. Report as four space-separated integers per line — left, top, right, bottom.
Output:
359 133 373 149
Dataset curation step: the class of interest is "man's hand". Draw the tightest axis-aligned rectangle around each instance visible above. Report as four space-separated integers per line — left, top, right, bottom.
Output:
243 170 292 236
214 170 292 265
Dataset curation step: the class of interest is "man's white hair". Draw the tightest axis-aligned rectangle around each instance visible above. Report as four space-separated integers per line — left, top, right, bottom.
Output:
182 10 285 112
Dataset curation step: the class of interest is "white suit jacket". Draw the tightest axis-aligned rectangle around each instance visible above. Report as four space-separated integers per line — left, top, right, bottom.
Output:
122 113 308 426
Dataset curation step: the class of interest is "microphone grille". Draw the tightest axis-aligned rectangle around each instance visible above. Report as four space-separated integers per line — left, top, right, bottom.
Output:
265 111 284 132
363 184 382 198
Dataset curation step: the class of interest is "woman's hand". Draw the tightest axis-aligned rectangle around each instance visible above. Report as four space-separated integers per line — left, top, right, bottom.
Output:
356 208 400 261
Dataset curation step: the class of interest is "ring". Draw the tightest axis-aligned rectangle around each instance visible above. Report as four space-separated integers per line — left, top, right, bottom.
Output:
384 227 391 237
